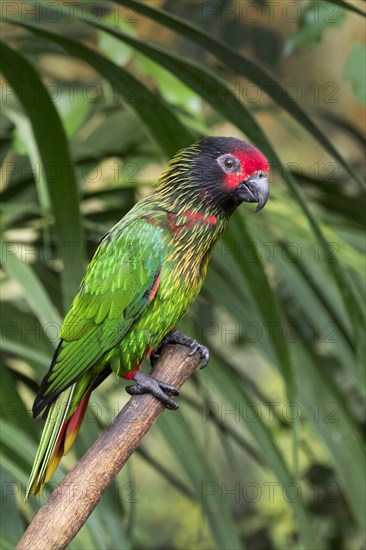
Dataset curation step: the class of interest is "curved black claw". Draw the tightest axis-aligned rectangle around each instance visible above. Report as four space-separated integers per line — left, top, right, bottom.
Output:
126 371 179 410
151 329 210 370
187 340 210 370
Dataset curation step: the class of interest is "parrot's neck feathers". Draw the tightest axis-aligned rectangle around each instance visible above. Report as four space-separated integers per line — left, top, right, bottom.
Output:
154 158 233 218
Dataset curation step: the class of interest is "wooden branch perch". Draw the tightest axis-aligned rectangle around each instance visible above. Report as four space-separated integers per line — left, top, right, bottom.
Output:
17 345 202 550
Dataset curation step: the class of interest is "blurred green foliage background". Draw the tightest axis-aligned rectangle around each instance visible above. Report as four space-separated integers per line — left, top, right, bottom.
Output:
0 1 365 548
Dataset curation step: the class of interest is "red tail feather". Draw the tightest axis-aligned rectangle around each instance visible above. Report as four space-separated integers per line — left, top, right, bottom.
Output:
43 392 91 486
64 392 91 453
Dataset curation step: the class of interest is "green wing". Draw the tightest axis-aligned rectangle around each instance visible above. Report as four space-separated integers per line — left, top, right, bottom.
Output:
33 217 165 416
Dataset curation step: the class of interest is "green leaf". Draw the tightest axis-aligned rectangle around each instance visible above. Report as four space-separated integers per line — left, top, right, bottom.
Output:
208 356 318 549
1 239 61 330
9 24 195 158
98 12 135 66
157 411 243 549
294 341 366 530
0 41 85 312
284 1 346 55
0 470 23 544
226 215 299 470
228 216 293 389
1 340 50 369
54 91 91 138
1 106 51 216
344 44 366 104
134 55 203 117
323 0 366 17
0 365 38 437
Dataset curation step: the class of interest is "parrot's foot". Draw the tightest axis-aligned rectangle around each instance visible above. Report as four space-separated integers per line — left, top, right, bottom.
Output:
126 372 179 410
151 329 210 370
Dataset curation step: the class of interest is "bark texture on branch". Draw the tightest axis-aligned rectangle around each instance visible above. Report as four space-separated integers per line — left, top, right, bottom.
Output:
17 345 201 550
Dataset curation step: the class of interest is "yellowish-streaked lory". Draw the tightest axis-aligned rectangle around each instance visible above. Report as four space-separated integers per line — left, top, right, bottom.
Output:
26 136 269 498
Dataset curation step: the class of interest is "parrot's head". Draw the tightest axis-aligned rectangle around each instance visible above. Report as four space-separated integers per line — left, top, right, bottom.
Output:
160 136 270 216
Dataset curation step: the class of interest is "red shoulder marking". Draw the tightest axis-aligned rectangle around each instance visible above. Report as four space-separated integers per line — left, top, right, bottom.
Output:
149 273 161 301
166 210 217 233
181 209 217 226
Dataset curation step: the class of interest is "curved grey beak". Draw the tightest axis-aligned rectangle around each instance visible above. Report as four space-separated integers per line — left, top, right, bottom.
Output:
237 174 269 212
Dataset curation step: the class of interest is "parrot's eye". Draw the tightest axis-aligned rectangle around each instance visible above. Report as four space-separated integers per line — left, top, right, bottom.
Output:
224 158 235 169
218 154 240 174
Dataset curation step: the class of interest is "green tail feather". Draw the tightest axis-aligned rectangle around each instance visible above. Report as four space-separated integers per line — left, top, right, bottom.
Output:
25 385 75 500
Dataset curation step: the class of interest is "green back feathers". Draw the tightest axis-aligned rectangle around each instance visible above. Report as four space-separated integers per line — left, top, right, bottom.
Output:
33 217 165 416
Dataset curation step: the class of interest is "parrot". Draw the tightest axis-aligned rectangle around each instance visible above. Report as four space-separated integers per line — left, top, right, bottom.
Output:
25 136 269 498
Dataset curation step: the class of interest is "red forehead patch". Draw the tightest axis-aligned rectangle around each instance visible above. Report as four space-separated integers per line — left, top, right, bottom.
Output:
224 146 269 189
